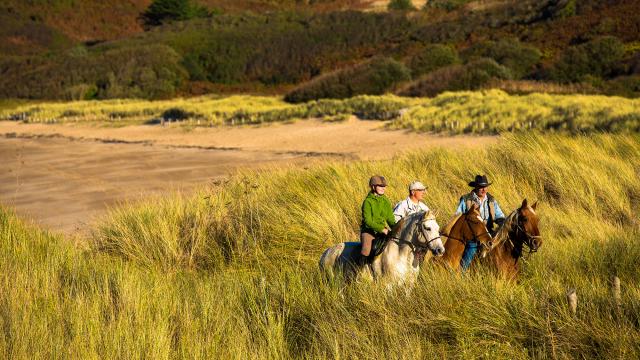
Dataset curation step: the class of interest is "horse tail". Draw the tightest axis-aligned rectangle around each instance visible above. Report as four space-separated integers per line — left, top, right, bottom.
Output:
319 248 332 271
319 243 345 275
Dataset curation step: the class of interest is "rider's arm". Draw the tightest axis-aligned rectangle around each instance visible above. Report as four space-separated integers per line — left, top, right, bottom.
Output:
455 197 466 215
385 198 397 229
393 200 405 222
494 200 506 220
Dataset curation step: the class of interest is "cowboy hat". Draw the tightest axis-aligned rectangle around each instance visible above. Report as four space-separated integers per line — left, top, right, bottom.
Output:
468 174 492 187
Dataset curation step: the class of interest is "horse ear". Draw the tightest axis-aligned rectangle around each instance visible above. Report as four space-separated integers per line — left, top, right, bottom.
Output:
521 199 528 209
531 201 538 210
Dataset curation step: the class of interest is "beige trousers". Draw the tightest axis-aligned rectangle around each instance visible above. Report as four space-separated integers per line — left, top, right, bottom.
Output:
360 232 375 256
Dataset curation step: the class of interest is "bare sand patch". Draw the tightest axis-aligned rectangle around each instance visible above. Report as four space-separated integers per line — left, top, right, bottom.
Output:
0 118 496 234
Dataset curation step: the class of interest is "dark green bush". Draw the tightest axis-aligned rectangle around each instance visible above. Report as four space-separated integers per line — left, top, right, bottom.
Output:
0 44 188 100
388 0 416 11
181 53 207 81
551 36 625 83
165 12 414 86
407 43 460 77
424 0 473 12
461 38 541 79
398 58 511 97
141 0 210 28
284 57 411 103
602 75 640 98
554 0 577 19
161 107 197 120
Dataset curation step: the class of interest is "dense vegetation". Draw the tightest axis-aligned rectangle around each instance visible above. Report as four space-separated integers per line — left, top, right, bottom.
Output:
3 91 639 134
284 57 411 103
1 0 640 100
140 0 211 29
2 133 639 358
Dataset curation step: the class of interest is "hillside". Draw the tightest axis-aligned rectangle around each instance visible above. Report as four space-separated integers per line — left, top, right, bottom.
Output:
1 0 639 100
1 0 380 48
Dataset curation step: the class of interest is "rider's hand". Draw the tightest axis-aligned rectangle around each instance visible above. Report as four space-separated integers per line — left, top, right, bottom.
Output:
382 228 389 235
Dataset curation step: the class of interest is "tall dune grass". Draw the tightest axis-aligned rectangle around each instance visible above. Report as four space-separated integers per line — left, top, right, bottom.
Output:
2 133 640 358
2 91 639 134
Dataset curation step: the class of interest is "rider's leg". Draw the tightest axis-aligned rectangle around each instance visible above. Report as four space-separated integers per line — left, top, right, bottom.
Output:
460 240 479 271
359 232 375 265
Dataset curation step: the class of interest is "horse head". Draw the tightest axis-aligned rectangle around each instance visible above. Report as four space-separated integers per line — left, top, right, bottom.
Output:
464 203 493 251
514 199 542 252
416 211 445 257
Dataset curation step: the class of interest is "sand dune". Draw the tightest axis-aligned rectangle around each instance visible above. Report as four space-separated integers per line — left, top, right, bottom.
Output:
0 118 496 234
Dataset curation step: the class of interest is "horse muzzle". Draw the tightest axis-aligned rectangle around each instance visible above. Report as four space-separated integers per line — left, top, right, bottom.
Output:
432 247 445 257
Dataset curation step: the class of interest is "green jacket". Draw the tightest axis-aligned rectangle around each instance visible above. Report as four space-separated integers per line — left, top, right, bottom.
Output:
360 192 396 234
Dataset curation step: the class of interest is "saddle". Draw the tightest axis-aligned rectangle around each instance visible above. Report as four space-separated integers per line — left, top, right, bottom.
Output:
368 234 389 261
356 234 389 266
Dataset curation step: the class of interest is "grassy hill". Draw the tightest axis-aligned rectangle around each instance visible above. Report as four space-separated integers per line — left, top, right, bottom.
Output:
1 132 639 358
0 0 377 49
2 91 639 134
1 0 639 100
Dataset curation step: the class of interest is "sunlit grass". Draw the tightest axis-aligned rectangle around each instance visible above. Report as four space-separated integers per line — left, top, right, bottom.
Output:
1 133 639 358
3 91 638 134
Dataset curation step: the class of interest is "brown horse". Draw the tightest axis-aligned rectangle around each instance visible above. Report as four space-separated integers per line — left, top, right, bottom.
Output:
439 203 493 271
481 199 542 279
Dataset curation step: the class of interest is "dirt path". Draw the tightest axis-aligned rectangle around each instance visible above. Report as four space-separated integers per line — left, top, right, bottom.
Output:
0 118 497 234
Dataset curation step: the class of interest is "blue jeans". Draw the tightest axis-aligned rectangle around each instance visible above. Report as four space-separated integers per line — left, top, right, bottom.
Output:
460 240 480 271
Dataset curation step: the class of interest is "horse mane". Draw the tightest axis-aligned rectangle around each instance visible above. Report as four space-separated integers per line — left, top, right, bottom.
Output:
441 213 462 239
492 210 519 248
390 210 434 243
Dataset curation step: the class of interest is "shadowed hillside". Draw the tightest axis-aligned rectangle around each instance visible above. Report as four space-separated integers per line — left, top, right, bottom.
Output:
1 0 639 99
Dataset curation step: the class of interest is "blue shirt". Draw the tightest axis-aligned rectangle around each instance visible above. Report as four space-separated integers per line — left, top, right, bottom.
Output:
455 192 505 221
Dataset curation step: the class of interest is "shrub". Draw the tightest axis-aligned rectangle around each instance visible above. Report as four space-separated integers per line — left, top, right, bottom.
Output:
161 107 197 121
602 75 640 98
141 0 210 28
551 36 626 83
554 0 576 19
0 44 189 100
398 58 511 97
388 0 416 11
424 0 472 11
407 43 460 77
461 38 541 79
284 57 411 103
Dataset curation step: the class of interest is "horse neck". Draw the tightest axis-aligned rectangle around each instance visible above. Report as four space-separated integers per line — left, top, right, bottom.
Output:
450 213 471 239
490 211 518 258
396 215 418 245
387 214 419 253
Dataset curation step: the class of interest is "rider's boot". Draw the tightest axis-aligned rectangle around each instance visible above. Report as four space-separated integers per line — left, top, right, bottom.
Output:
356 252 369 268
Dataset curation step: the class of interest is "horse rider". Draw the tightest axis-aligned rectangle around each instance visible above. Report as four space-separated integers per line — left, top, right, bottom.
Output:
455 174 505 270
393 180 430 222
359 175 396 266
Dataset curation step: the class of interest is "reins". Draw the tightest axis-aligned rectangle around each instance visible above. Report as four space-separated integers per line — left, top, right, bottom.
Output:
514 222 541 255
441 215 491 249
388 216 440 254
504 212 542 264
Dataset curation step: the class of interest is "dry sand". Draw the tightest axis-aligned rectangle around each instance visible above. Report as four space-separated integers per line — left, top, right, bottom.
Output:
0 118 497 234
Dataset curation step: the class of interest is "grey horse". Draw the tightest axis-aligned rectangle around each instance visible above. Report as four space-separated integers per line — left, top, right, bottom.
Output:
319 211 445 288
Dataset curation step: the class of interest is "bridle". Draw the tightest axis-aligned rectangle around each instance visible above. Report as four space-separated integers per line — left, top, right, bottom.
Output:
388 215 441 254
442 214 492 249
509 214 542 257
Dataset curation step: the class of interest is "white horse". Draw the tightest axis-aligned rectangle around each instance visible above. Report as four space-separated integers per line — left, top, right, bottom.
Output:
319 211 445 288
